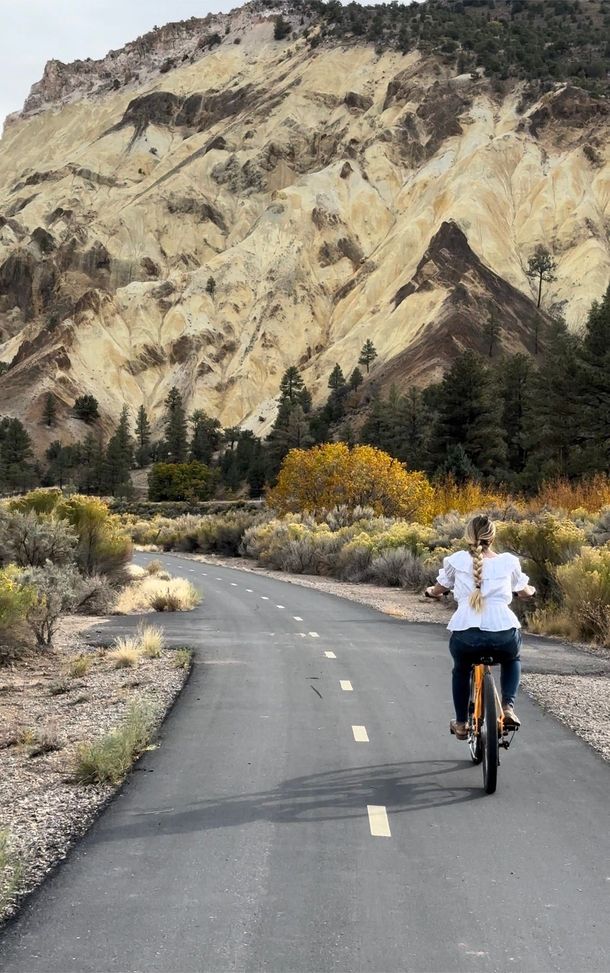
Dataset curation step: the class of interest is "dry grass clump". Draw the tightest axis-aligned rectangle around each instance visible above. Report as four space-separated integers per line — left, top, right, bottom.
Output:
527 608 576 640
137 623 164 658
49 679 70 696
125 563 147 580
172 648 193 670
28 725 63 758
145 559 164 575
107 636 141 668
74 700 156 785
0 831 23 911
67 654 92 678
146 578 201 612
106 626 166 666
114 573 201 614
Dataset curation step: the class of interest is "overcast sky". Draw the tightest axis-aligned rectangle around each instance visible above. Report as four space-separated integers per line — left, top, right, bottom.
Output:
0 0 423 127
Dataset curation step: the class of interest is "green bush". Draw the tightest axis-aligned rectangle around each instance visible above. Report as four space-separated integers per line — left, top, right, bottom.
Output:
0 510 77 567
61 495 132 579
556 547 610 645
0 567 36 650
148 462 218 502
496 515 585 600
110 499 261 519
368 548 434 590
9 491 131 580
19 564 101 647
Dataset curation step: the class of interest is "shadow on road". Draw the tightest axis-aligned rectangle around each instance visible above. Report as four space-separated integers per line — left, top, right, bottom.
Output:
94 760 484 844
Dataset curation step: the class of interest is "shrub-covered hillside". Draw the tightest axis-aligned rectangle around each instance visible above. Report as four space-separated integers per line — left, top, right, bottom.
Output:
308 0 610 92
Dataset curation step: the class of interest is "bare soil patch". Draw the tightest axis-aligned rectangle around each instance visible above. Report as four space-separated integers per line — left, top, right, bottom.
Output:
522 673 610 762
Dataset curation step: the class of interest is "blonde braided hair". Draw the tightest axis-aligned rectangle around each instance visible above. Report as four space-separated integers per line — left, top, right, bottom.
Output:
465 515 496 612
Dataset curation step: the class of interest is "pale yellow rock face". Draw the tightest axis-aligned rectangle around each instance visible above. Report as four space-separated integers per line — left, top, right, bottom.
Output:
0 20 608 442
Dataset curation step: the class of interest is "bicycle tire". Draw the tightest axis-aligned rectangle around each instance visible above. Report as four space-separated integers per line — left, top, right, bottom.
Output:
481 671 499 794
469 671 482 765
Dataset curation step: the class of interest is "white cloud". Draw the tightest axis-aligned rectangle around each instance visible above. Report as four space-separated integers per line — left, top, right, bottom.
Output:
0 0 424 128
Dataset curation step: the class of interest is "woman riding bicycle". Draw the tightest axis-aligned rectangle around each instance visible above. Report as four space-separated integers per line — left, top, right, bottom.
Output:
425 515 536 740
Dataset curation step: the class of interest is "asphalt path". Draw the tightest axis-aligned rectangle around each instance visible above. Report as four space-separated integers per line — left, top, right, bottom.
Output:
1 552 609 973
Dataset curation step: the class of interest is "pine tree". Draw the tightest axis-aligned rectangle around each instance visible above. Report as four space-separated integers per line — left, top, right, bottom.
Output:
526 245 557 309
42 393 57 428
328 364 346 391
76 432 105 494
326 363 348 421
247 444 267 498
274 14 291 39
279 366 305 404
395 388 429 470
190 410 221 465
162 387 188 463
103 407 134 496
497 354 532 476
299 386 313 414
429 351 507 478
134 405 152 468
576 284 610 472
358 339 378 374
73 394 99 424
223 426 240 451
523 319 583 482
0 417 34 492
483 312 500 357
349 367 364 390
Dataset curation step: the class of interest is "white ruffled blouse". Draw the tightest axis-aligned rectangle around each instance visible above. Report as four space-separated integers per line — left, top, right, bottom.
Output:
437 550 530 632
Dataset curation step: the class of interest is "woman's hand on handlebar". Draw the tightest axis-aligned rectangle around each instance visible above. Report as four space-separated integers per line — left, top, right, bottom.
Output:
514 585 536 600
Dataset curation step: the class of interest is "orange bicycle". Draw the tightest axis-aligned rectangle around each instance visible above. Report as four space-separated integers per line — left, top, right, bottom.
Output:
468 657 518 794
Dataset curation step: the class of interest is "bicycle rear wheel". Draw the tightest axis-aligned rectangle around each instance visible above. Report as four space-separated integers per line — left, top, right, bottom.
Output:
481 671 499 794
469 671 482 764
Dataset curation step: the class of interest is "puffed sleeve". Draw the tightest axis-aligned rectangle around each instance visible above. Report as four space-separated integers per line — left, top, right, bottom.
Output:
511 557 530 592
437 556 456 590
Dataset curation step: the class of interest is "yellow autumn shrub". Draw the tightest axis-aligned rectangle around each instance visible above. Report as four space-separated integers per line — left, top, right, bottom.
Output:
267 444 434 522
430 477 509 517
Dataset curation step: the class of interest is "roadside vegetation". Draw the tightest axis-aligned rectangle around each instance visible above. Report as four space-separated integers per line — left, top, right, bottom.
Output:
124 462 610 650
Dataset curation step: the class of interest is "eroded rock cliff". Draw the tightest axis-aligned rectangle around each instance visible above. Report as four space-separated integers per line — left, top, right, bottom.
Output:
0 1 608 444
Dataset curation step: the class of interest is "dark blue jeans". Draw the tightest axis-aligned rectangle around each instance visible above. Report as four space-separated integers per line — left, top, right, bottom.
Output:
449 627 522 723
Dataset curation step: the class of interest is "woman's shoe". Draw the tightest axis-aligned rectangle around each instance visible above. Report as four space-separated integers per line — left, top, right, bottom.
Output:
502 705 521 727
449 720 469 740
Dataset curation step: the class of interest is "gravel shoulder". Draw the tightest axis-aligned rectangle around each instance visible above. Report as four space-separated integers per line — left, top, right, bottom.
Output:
173 552 610 762
0 616 190 924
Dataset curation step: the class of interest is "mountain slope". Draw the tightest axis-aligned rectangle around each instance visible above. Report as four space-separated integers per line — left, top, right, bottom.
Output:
0 0 608 444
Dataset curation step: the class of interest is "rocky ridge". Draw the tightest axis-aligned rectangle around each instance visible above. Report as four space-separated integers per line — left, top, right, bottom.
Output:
0 1 608 444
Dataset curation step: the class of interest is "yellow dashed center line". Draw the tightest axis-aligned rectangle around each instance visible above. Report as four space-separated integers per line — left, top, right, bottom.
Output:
352 725 369 743
367 805 391 837
340 680 353 692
